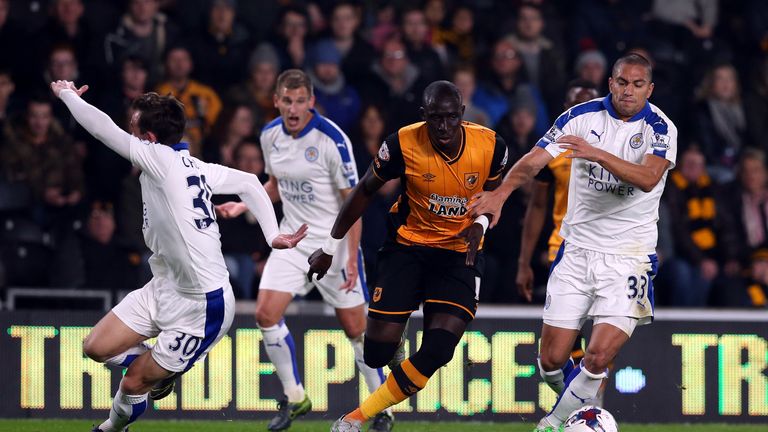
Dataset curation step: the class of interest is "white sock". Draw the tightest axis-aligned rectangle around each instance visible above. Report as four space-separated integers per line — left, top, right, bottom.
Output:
546 363 606 425
538 356 575 394
98 388 148 431
104 342 151 368
260 321 305 402
349 334 387 391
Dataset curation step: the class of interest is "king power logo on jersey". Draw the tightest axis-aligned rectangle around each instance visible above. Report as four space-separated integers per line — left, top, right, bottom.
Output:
586 163 636 196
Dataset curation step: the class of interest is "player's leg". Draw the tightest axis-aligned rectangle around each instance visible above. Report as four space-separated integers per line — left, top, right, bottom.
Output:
542 319 633 427
94 350 173 432
538 323 581 394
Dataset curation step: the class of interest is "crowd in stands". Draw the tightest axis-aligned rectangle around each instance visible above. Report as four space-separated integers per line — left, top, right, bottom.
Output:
0 0 766 309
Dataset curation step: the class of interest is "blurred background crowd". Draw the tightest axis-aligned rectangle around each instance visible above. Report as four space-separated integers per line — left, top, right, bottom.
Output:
0 0 766 309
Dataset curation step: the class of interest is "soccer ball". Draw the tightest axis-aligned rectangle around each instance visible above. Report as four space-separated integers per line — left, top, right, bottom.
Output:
562 405 618 432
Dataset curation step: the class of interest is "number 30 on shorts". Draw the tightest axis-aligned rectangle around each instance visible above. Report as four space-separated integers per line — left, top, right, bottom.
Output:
627 275 648 299
169 332 201 357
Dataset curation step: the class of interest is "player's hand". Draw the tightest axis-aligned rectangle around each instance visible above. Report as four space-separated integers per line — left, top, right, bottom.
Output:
50 80 89 98
558 135 604 162
515 263 534 302
339 255 359 292
468 190 504 229
457 222 484 266
215 201 247 219
271 224 308 249
307 248 333 282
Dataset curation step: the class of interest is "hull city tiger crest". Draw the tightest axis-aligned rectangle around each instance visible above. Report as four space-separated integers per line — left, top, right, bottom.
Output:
464 172 480 189
373 287 382 302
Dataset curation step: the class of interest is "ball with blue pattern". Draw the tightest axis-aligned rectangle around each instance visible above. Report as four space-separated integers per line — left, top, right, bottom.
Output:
562 405 618 432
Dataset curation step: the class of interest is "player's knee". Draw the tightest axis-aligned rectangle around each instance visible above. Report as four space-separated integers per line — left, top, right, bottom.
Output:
82 336 109 363
539 351 571 372
254 305 281 328
363 337 399 369
410 329 459 377
583 349 612 372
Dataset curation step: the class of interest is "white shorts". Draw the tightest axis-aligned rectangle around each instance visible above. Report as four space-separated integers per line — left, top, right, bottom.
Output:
260 243 367 309
543 242 658 335
112 277 235 373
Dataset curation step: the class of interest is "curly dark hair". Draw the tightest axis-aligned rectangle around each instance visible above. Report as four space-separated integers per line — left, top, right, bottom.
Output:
130 92 186 145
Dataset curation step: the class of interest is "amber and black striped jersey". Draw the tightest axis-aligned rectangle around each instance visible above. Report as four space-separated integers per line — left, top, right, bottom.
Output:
535 153 572 262
372 121 507 252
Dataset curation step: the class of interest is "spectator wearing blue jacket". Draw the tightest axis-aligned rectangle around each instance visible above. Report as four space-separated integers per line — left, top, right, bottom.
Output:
306 39 361 132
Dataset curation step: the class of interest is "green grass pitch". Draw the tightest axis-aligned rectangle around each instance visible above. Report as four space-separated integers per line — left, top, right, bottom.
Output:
0 420 765 432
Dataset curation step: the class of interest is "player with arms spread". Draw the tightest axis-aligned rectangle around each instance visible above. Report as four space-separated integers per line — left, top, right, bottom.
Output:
50 80 306 432
307 80 508 432
217 69 393 432
470 54 677 431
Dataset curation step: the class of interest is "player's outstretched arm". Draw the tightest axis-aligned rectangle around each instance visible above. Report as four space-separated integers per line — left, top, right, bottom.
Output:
469 146 552 227
212 167 307 249
307 168 385 281
51 80 132 159
558 135 670 192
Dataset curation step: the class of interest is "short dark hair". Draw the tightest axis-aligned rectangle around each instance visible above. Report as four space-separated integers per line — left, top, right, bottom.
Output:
275 69 313 97
423 80 462 106
612 53 653 82
131 92 186 145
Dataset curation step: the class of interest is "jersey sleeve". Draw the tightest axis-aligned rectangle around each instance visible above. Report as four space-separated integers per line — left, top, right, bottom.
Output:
326 131 359 190
645 116 678 170
535 110 581 158
128 137 176 180
487 134 508 181
260 130 274 175
371 132 405 182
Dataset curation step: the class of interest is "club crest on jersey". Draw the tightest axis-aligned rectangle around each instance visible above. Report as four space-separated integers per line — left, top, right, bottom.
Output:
629 133 644 149
378 142 390 161
373 287 382 302
305 146 319 162
464 172 480 189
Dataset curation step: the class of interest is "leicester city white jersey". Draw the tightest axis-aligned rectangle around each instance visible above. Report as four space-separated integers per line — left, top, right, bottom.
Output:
260 110 358 250
537 96 678 255
130 140 235 294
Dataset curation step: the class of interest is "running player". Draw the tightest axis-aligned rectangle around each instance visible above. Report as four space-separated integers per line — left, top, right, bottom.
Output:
50 80 306 432
216 69 393 432
470 53 677 430
308 80 508 432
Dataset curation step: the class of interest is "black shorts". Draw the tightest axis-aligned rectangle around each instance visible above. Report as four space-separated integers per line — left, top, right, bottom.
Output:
368 242 484 323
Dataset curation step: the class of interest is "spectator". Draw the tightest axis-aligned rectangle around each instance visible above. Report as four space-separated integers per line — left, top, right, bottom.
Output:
473 37 548 134
44 44 82 134
360 36 428 129
155 45 223 156
215 140 271 299
400 6 445 83
649 0 722 69
0 0 35 92
327 2 375 89
453 65 491 126
505 3 566 113
36 0 95 82
307 39 361 132
104 0 180 87
664 146 736 306
203 103 255 166
432 6 477 65
574 49 608 94
269 5 310 70
80 200 140 290
745 56 768 147
723 149 768 264
692 63 747 183
190 0 252 93
495 99 538 162
571 0 650 64
227 43 281 127
0 68 17 129
740 248 768 308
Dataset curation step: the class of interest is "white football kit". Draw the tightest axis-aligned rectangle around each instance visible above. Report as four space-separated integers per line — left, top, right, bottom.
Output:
60 89 282 371
537 96 677 334
259 110 367 308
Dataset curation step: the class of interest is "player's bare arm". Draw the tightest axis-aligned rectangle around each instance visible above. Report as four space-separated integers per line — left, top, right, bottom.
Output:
456 172 503 266
558 134 670 192
338 187 363 291
469 146 552 227
517 180 550 302
307 168 386 281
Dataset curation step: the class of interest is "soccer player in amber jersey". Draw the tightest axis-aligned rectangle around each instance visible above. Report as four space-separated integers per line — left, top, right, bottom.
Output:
308 81 508 432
